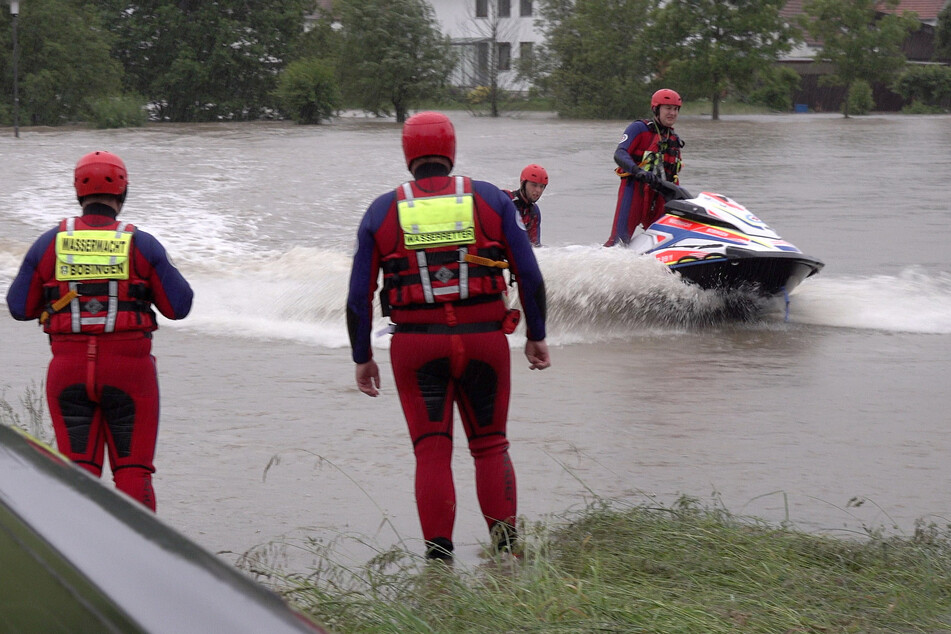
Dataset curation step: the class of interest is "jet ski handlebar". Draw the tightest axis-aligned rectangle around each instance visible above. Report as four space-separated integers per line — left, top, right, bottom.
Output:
655 180 693 202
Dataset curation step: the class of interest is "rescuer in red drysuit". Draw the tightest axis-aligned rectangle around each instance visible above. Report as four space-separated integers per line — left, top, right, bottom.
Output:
346 112 550 561
604 88 685 246
503 164 548 247
6 151 193 511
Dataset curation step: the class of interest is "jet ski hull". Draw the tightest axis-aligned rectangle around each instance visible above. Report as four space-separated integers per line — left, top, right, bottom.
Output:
634 185 825 298
668 249 824 296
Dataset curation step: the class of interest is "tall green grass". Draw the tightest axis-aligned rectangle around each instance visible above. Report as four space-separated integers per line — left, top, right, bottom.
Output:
256 497 951 633
0 382 52 443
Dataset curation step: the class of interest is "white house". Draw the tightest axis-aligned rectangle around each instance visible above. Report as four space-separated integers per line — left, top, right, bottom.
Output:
426 0 545 92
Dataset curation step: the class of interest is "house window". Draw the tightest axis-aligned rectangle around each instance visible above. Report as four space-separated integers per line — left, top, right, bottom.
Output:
520 41 533 60
498 42 511 71
476 0 488 18
499 0 511 18
476 41 489 82
520 0 532 17
519 42 533 73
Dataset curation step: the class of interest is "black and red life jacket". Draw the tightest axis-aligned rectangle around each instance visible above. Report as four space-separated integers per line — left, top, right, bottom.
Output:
379 176 508 312
42 216 157 335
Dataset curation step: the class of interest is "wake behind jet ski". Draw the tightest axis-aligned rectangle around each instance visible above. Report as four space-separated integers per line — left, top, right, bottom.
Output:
626 181 824 297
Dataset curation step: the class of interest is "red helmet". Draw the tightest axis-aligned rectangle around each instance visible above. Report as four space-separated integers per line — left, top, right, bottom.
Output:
520 164 548 185
651 89 682 109
402 111 456 169
74 151 128 199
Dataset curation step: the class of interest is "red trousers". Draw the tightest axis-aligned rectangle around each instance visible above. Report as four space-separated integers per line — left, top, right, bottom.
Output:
390 329 516 545
606 179 665 245
46 332 159 511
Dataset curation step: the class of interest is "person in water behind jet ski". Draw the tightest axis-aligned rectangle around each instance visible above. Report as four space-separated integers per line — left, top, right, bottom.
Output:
604 88 685 247
503 164 548 247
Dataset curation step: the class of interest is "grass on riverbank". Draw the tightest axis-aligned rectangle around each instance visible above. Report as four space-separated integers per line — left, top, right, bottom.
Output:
270 497 951 633
0 384 51 443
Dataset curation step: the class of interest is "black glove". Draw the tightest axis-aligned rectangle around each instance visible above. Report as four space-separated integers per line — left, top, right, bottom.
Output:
635 169 660 189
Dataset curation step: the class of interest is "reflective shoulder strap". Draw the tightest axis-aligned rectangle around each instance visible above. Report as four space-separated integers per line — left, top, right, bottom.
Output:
401 183 415 206
416 250 434 303
60 218 77 264
457 246 469 300
69 281 81 333
110 223 131 265
104 280 119 333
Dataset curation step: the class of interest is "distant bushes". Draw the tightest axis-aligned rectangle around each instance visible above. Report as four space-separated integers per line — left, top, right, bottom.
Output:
274 58 340 124
748 67 801 112
895 64 951 113
87 94 147 129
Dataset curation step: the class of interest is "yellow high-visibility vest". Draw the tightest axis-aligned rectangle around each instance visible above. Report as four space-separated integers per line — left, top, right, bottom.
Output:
55 224 133 281
397 177 476 250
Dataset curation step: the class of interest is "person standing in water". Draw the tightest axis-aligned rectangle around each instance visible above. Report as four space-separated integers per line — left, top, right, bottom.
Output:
604 89 684 246
346 112 550 561
504 164 548 247
6 151 193 511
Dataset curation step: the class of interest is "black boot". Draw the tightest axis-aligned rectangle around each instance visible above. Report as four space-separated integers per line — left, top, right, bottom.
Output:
490 521 518 555
425 537 454 561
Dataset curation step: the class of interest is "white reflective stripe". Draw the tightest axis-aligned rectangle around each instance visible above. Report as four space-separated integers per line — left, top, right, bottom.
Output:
432 286 461 296
110 223 131 266
416 250 435 303
68 280 121 333
64 218 76 264
457 246 469 299
105 280 118 333
69 281 81 333
401 183 415 206
455 176 464 203
401 183 420 233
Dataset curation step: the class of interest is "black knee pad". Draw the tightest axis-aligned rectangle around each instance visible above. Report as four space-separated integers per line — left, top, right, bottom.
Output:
100 385 136 458
417 358 451 422
459 360 498 429
58 384 96 454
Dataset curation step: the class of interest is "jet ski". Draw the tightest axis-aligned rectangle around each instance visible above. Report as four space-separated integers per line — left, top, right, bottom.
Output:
627 182 824 297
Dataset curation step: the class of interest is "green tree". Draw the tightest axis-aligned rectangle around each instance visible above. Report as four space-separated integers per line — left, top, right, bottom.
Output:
98 0 311 121
290 7 341 63
653 0 800 120
800 0 918 117
936 2 951 61
274 58 340 123
335 0 456 122
536 0 658 119
0 0 123 126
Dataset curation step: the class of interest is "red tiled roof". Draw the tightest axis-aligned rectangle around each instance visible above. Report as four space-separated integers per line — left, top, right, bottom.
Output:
779 0 805 18
782 0 948 21
890 0 947 20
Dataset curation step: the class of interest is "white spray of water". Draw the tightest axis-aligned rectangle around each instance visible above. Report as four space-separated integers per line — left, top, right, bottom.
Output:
7 242 951 346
